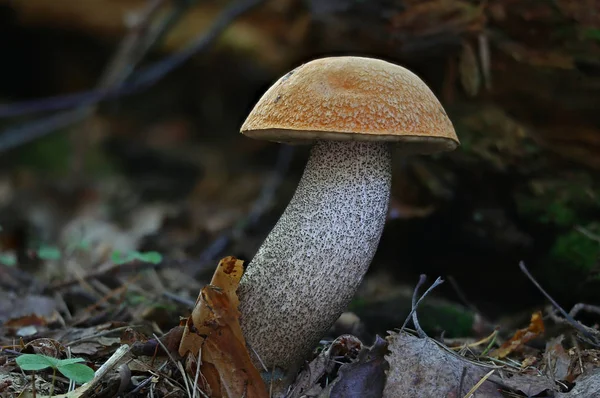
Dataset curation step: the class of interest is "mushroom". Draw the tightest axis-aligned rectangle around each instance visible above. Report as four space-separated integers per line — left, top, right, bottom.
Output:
237 56 459 384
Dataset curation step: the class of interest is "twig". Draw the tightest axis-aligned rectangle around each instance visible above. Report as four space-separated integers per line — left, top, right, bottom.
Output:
478 32 491 91
193 144 294 271
250 345 269 372
124 360 171 396
150 333 210 398
546 304 600 341
400 274 445 337
97 0 171 91
575 225 600 243
236 144 295 235
192 347 202 398
163 291 196 308
569 303 600 318
410 275 428 337
129 0 265 90
412 276 445 337
0 109 88 150
519 261 600 346
71 0 178 174
0 0 264 117
448 330 498 353
462 369 495 398
66 325 135 346
94 344 132 380
48 344 132 398
0 0 266 151
97 0 173 88
0 0 181 154
1 0 174 121
458 367 467 398
48 259 161 291
447 275 480 315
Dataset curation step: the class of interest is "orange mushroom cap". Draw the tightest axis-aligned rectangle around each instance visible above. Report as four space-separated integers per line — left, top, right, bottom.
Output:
241 56 459 154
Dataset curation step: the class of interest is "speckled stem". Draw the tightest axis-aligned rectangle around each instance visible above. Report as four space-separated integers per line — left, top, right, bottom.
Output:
238 140 391 381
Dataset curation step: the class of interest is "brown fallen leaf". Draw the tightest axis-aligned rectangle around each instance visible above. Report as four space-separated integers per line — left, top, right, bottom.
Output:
4 314 49 328
542 335 572 382
383 331 503 398
327 335 389 398
489 371 558 397
557 367 600 397
178 256 268 398
129 325 184 358
21 338 65 358
286 334 364 398
489 311 545 359
0 294 59 325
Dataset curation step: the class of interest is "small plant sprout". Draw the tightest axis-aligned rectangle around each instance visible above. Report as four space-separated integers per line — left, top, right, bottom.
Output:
37 245 62 261
16 353 95 393
111 250 163 265
0 252 17 266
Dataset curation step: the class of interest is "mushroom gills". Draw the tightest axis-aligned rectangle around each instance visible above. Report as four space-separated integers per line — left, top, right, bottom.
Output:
238 139 392 376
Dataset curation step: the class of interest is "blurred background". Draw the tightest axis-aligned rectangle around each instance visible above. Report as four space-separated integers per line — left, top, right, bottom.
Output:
0 0 599 341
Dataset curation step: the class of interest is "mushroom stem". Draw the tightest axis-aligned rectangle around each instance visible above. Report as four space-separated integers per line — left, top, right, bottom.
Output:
238 140 391 380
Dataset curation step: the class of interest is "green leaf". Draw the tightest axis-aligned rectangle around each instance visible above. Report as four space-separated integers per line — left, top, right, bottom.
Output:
112 250 163 265
584 28 600 41
56 357 86 366
65 238 92 254
16 354 59 371
111 250 137 265
57 363 95 384
126 292 147 305
0 252 17 267
77 239 92 250
37 245 62 261
135 251 162 264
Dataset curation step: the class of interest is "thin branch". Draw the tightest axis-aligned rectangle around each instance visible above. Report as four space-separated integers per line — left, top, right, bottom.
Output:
0 109 88 150
191 144 294 273
575 225 600 243
400 274 445 337
569 303 600 318
129 0 265 89
0 0 266 151
97 0 171 89
519 261 600 346
462 369 495 398
546 304 600 342
236 144 295 234
0 0 173 118
447 274 480 315
70 0 185 175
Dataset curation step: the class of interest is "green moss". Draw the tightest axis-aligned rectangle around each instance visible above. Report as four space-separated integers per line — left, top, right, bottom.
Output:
515 176 599 227
518 197 578 226
150 301 179 312
550 225 600 273
348 297 367 313
516 176 600 291
583 28 600 42
418 302 475 338
11 130 117 177
126 292 147 306
13 131 72 175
